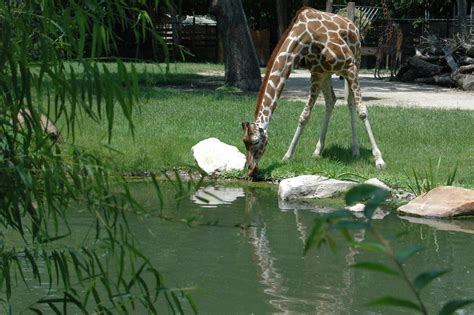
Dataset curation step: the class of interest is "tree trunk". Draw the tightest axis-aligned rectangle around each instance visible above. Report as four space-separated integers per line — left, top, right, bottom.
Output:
210 0 261 91
325 0 333 13
276 0 288 38
168 4 181 61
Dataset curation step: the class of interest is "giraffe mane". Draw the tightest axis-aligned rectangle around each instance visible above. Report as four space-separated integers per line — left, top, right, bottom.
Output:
254 6 311 119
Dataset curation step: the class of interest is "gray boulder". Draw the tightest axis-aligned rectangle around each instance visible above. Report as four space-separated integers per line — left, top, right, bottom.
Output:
398 186 474 218
192 138 246 175
278 175 356 200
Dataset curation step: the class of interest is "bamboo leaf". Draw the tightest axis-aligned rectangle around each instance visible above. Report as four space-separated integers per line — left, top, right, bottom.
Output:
414 269 451 290
366 296 422 312
349 241 387 254
438 299 474 315
396 244 426 263
351 262 399 276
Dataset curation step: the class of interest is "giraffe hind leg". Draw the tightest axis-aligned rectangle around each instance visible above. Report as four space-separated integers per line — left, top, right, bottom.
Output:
346 66 386 169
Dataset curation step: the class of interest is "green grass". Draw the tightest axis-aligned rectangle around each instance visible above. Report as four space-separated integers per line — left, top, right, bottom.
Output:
66 72 474 189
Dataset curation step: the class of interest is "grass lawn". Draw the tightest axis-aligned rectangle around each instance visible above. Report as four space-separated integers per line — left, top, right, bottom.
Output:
64 62 474 190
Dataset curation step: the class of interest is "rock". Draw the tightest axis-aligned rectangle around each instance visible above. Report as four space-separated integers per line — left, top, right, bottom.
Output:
17 109 63 142
364 178 391 192
452 73 474 91
395 191 416 201
398 186 474 218
278 175 356 200
347 203 365 212
192 138 246 175
192 186 245 208
346 203 388 220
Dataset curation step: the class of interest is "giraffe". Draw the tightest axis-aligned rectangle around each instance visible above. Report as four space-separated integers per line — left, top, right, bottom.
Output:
242 6 385 178
374 0 403 78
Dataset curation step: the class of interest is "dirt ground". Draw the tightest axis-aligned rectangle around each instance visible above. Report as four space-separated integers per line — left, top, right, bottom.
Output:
283 70 474 110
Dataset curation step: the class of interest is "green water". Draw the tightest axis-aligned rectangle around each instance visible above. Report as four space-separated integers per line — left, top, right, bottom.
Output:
126 182 474 314
10 182 474 314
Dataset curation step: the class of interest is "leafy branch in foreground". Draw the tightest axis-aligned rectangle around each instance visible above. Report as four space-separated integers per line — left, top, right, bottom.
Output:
0 0 195 313
304 184 474 315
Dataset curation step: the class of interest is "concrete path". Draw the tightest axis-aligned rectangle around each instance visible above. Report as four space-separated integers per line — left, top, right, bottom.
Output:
283 70 474 110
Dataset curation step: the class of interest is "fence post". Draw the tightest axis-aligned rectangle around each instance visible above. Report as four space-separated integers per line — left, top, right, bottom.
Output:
325 0 333 13
345 2 356 102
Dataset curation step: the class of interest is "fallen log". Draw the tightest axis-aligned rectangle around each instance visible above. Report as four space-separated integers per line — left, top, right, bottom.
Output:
459 56 474 65
457 64 474 74
451 73 474 91
442 47 459 72
405 56 444 78
414 73 456 87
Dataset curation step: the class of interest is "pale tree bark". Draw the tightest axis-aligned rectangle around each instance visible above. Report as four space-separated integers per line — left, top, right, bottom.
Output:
210 0 261 91
276 0 288 38
325 0 333 13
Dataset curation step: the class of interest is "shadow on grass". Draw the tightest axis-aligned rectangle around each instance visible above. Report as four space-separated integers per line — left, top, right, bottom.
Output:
254 161 288 181
322 144 372 164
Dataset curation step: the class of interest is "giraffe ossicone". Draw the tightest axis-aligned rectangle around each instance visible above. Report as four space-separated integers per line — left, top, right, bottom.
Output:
242 6 386 178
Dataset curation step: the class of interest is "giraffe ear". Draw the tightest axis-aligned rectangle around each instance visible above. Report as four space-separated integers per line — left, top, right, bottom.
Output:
242 122 249 137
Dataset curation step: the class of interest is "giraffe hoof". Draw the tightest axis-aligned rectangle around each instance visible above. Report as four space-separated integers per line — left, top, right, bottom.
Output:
312 153 322 159
375 159 386 170
352 149 360 157
282 154 292 161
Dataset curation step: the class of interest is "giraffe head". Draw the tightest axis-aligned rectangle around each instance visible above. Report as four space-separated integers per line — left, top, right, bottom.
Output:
242 122 268 178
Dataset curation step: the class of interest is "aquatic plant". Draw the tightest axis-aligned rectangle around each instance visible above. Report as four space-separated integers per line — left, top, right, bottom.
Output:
407 158 458 195
304 184 473 314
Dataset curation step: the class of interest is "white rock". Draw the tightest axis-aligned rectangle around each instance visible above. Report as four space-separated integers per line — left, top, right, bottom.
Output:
347 203 365 212
347 203 388 220
278 175 357 200
192 138 246 175
364 178 391 192
191 186 245 208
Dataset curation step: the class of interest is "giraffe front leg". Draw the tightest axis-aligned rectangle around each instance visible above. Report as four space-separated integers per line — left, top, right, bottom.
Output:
313 77 334 158
283 77 320 160
348 97 360 157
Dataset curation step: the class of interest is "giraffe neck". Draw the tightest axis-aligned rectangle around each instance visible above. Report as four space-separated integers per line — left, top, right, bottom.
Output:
380 0 395 43
255 35 303 131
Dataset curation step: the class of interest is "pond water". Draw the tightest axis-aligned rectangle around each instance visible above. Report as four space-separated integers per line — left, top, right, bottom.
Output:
10 181 474 314
127 182 474 314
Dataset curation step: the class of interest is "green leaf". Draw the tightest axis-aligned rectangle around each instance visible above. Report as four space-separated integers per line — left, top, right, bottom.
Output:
439 299 474 315
331 220 369 230
349 241 387 254
351 262 399 276
366 296 422 312
414 269 451 290
344 184 389 219
304 220 324 255
320 209 353 221
396 244 426 263
345 184 389 206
